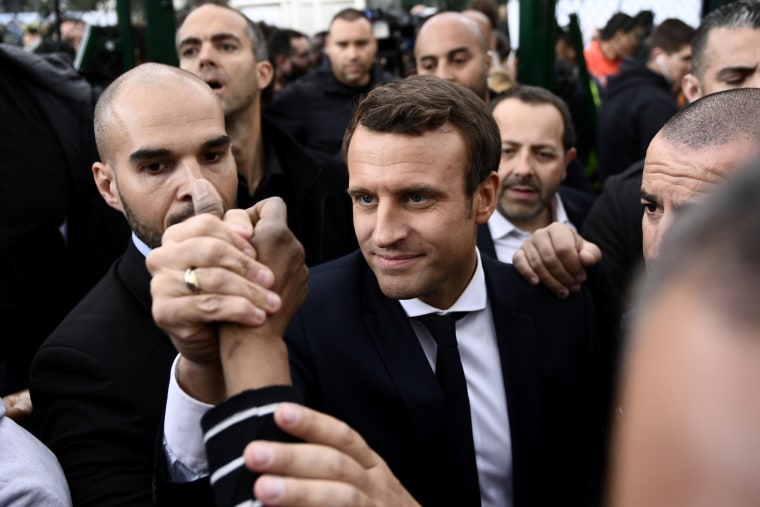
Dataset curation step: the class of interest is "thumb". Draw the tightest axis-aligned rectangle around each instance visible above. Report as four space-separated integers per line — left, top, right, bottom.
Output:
578 240 602 267
193 179 225 218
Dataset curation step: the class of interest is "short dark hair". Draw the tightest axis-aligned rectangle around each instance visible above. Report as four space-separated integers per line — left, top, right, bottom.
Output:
600 12 637 40
178 2 269 62
330 8 371 30
342 75 500 199
648 18 695 54
638 154 760 326
467 0 499 29
659 87 760 149
691 1 760 80
268 28 308 60
489 85 576 150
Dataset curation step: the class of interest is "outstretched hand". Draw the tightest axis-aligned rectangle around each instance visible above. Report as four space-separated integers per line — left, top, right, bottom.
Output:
245 404 421 507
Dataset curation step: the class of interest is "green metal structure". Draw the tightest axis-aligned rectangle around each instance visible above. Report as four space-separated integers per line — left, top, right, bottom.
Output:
115 0 178 71
517 0 556 89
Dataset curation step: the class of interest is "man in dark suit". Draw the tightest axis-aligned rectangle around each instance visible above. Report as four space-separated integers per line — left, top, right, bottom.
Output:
151 76 608 506
477 85 594 263
28 63 288 507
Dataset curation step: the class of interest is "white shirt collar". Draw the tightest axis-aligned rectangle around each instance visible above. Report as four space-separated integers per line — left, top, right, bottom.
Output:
488 193 574 240
399 249 488 317
132 232 152 257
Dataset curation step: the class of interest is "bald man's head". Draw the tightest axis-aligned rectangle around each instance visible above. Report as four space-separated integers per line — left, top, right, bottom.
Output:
414 12 491 101
641 88 760 263
94 63 221 165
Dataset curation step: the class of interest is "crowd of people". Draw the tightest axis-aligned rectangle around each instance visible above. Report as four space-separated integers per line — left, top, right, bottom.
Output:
2 1 760 506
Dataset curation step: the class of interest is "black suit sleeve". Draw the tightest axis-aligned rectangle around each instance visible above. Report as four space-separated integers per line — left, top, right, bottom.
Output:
31 346 159 507
582 162 645 299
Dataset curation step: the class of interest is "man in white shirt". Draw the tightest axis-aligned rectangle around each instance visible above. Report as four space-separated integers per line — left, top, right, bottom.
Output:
149 76 610 506
478 85 593 263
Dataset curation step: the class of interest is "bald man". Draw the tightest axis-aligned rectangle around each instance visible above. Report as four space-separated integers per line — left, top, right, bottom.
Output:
29 63 300 507
414 11 492 102
610 157 760 507
577 1 760 296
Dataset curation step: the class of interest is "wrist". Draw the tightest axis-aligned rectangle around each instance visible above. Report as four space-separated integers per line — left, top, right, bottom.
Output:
219 323 291 397
176 356 226 404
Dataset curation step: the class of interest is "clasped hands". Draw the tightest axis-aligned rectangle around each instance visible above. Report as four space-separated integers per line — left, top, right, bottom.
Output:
147 179 419 507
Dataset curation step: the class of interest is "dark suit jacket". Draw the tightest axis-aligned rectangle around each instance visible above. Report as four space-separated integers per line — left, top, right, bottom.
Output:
477 185 595 260
582 161 645 300
237 117 356 267
285 251 605 506
30 241 210 507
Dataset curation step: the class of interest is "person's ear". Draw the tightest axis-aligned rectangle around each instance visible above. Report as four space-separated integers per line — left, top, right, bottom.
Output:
682 73 702 103
563 148 577 181
256 60 274 90
473 171 499 224
92 162 123 213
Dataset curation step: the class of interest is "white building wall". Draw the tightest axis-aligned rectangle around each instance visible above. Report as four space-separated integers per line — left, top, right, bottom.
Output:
230 0 367 35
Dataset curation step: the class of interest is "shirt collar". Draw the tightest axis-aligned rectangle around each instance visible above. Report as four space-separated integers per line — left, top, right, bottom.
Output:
132 232 152 258
488 194 573 239
399 249 488 317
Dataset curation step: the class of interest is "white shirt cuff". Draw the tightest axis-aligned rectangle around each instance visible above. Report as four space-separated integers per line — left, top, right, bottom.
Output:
164 354 213 478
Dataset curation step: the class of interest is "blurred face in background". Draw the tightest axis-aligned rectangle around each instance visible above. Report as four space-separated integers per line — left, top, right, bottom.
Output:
325 17 377 87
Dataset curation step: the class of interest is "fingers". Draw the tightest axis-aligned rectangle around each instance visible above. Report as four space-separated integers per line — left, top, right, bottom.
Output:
515 223 589 299
254 476 374 507
193 179 225 218
273 403 379 468
161 213 257 264
2 389 33 426
579 241 603 267
246 196 288 227
245 405 421 507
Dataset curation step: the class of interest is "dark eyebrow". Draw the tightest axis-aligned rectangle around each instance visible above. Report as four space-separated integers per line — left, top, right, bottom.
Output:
640 190 659 204
129 148 172 163
129 135 230 163
716 64 758 80
201 135 232 150
179 33 241 48
447 47 471 59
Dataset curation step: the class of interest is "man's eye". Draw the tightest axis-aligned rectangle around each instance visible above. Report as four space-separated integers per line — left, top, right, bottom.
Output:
359 194 374 204
181 47 198 58
220 43 237 52
642 202 658 215
143 162 167 173
203 151 223 163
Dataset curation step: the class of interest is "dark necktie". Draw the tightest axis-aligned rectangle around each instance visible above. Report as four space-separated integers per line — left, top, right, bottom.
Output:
415 312 481 506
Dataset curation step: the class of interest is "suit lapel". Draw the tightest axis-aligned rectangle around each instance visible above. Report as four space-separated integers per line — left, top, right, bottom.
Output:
483 257 541 505
117 240 153 313
358 261 457 503
359 262 446 439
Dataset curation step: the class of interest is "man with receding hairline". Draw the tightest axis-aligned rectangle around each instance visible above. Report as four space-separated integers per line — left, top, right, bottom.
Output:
414 11 493 102
29 63 298 507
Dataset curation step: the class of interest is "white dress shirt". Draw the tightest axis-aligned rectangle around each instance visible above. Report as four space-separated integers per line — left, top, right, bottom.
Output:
487 194 575 264
400 250 512 507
